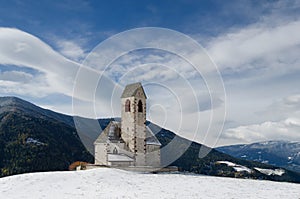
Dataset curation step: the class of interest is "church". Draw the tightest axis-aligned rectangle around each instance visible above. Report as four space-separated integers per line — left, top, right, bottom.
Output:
94 82 161 167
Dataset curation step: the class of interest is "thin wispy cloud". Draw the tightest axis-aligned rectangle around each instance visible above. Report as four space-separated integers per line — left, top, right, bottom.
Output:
0 27 118 117
208 20 300 72
55 39 87 62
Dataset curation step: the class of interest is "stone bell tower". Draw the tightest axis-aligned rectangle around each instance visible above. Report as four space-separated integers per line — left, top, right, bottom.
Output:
121 82 147 166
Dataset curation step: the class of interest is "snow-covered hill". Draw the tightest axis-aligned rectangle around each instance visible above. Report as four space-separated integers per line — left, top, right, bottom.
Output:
5 96 300 182
217 140 300 173
0 168 299 199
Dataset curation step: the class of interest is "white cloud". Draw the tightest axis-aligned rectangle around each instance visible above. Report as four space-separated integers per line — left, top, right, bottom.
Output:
0 70 33 82
202 13 300 146
0 27 117 118
0 70 53 97
55 39 86 62
0 27 79 95
222 117 300 145
260 94 300 121
0 80 49 97
208 19 300 73
218 93 300 146
1 21 299 147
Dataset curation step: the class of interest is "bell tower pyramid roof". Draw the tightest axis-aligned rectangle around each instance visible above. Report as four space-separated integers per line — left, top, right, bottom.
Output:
121 82 147 99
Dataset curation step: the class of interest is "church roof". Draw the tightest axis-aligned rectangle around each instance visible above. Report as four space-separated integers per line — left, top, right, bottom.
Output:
121 82 147 99
94 121 161 146
107 154 134 162
94 121 123 144
146 126 161 146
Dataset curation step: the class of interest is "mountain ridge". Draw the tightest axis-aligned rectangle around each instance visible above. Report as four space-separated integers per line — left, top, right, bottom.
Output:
0 96 93 176
217 140 300 173
1 96 300 183
0 96 75 127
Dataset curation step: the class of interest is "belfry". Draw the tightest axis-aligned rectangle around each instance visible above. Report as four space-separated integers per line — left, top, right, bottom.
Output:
94 82 161 167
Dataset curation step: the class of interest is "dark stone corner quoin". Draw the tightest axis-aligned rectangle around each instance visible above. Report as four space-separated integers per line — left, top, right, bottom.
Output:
0 96 300 183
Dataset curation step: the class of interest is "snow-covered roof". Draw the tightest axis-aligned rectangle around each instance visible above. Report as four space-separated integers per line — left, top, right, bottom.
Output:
121 82 147 98
94 121 161 146
94 121 123 144
145 126 161 146
107 154 134 162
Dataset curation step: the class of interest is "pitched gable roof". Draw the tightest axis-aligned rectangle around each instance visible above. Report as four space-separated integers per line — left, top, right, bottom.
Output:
94 121 161 146
145 126 161 146
94 121 123 144
107 154 134 162
121 82 147 99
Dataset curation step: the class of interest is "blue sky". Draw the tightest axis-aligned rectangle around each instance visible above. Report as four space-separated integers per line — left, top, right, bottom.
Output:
0 0 272 49
0 0 300 146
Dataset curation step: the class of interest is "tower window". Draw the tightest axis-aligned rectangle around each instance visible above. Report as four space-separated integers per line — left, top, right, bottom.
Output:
138 100 143 112
113 147 118 154
125 99 130 112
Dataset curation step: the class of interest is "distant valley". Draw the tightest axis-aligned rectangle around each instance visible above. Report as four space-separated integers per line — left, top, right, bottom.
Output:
217 140 300 173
